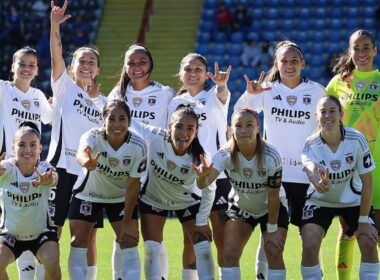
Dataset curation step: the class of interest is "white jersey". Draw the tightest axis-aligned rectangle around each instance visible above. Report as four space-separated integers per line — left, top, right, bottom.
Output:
0 80 52 157
108 81 175 128
131 120 215 225
73 127 146 203
47 71 107 175
213 143 283 217
301 126 375 208
0 159 56 240
234 79 325 183
168 86 230 179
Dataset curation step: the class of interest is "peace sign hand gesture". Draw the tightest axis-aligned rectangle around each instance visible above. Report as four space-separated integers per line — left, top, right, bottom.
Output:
244 71 272 94
82 148 100 171
32 167 55 187
192 154 213 189
51 0 71 25
314 168 330 193
207 62 232 87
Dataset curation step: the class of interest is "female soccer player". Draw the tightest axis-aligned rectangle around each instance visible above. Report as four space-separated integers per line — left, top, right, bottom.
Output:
193 108 288 280
234 40 326 279
300 95 379 280
326 29 380 280
108 43 174 279
67 100 146 279
49 1 107 279
168 53 231 278
0 46 52 279
0 123 60 280
132 106 215 280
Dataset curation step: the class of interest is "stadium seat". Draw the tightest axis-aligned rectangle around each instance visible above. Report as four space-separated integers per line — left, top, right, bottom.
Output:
328 30 342 41
314 7 327 18
251 8 262 20
314 19 326 31
229 44 243 56
267 8 278 19
347 7 359 18
311 43 325 54
213 44 226 55
265 20 277 32
199 20 213 32
201 9 214 21
330 19 342 29
251 20 262 32
282 19 293 32
214 32 228 44
195 44 210 56
204 0 218 10
262 31 277 42
227 56 242 68
282 8 295 19
296 31 309 43
197 32 211 44
247 32 260 42
299 8 310 19
363 18 375 29
312 31 325 42
231 32 244 44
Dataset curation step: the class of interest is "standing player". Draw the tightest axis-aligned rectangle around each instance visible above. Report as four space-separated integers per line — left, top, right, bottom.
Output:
193 108 288 280
68 100 146 280
0 46 52 279
0 124 60 280
234 40 326 279
132 106 215 280
167 53 231 279
300 95 379 280
49 1 107 279
108 44 174 280
326 29 380 280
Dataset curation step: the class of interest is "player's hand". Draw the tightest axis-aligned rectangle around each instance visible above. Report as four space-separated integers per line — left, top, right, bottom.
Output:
244 72 272 94
314 168 330 193
85 82 102 97
193 224 213 242
356 222 378 246
50 0 71 25
118 219 139 244
32 167 55 187
207 62 232 87
83 148 100 170
264 230 285 254
191 155 213 188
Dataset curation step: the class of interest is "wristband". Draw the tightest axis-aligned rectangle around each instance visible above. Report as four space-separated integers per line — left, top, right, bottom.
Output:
358 215 369 223
266 223 278 233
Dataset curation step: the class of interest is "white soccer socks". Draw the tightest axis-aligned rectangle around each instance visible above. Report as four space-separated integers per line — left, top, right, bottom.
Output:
359 262 380 280
16 251 36 280
144 240 162 280
122 246 141 280
193 240 215 280
255 236 268 280
68 246 87 279
301 264 322 280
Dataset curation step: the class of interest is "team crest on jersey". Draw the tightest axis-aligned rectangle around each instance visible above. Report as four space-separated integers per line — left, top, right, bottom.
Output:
148 96 156 106
243 168 253 178
345 154 354 164
132 97 143 107
4 235 16 247
85 99 93 107
330 160 341 171
166 160 176 170
180 166 190 175
108 158 119 168
80 201 92 216
123 156 131 167
257 169 266 177
19 182 30 193
33 99 40 108
356 81 366 91
369 82 378 91
21 100 31 110
286 96 297 106
303 95 311 105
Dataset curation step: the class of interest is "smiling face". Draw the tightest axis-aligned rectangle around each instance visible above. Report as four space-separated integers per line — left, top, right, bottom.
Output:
12 53 38 85
179 56 208 92
168 114 198 155
71 49 100 86
274 46 305 85
349 33 377 72
125 49 152 85
232 111 260 147
104 105 130 142
13 130 41 166
316 97 343 132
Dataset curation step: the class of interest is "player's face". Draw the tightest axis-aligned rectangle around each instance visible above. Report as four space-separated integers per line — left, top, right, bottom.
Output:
232 112 259 146
72 50 100 85
125 50 151 82
316 98 343 131
275 47 304 84
104 106 130 141
180 58 208 90
12 54 38 85
350 35 377 71
169 115 198 155
13 131 41 166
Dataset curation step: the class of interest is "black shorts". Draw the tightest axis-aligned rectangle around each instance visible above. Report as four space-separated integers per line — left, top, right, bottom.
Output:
139 200 200 223
301 204 377 236
49 168 104 228
212 178 232 211
282 182 309 227
68 196 138 223
225 203 289 232
0 231 58 259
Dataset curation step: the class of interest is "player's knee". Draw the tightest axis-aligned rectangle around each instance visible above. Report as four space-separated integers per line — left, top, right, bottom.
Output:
192 232 208 244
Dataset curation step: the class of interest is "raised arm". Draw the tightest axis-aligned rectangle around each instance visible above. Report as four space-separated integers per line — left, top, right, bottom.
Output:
207 62 231 104
50 0 71 82
77 146 100 170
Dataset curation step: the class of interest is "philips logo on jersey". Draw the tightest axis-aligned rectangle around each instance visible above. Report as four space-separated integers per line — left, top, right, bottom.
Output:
11 109 41 122
271 107 311 124
131 110 155 120
345 92 378 102
96 162 130 177
229 177 264 193
7 191 41 203
328 168 355 182
150 159 185 185
73 99 102 122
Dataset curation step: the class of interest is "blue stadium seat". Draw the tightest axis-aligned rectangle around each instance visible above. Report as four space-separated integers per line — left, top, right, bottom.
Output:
297 19 310 30
265 20 277 32
204 0 218 10
296 31 309 43
214 32 228 44
213 44 226 55
229 44 243 56
363 18 375 29
312 31 325 42
314 20 326 31
201 9 214 21
363 7 374 17
282 0 297 7
330 9 343 18
299 8 310 19
282 19 293 32
262 31 277 42
309 55 324 67
197 32 211 44
231 32 244 44
247 32 260 42
251 8 262 20
327 42 342 53
346 18 361 31
199 20 213 32
267 8 278 19
251 21 262 32
347 7 359 18
310 43 325 54
195 44 210 56
228 56 242 68
282 8 295 19
328 30 342 41
228 67 240 80
308 66 325 81
314 7 327 18
242 67 256 80
330 19 342 29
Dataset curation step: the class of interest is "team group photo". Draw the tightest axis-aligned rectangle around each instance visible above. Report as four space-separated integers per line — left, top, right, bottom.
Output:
0 0 379 279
